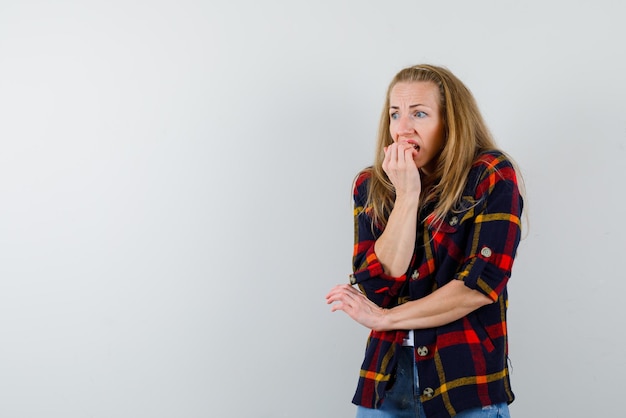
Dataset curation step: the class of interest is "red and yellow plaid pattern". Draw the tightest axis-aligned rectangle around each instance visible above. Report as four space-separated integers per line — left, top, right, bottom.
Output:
350 151 523 417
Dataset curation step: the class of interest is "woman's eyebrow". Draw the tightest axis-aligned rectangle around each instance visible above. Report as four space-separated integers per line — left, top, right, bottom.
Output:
389 104 430 109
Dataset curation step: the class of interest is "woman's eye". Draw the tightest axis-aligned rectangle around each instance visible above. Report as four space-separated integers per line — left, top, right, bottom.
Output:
390 113 399 120
415 111 427 118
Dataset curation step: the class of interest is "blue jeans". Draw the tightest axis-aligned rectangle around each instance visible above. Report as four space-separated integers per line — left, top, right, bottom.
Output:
454 403 510 418
356 346 426 418
356 346 510 418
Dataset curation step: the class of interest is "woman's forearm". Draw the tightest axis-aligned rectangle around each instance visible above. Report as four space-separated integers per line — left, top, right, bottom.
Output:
373 196 419 277
374 280 493 331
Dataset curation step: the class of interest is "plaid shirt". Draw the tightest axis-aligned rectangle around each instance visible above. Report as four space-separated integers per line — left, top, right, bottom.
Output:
350 151 523 417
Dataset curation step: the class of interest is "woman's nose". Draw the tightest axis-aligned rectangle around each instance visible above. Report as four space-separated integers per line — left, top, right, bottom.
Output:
397 116 413 135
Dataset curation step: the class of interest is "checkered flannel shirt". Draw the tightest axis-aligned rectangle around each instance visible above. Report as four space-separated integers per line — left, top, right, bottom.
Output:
350 151 523 417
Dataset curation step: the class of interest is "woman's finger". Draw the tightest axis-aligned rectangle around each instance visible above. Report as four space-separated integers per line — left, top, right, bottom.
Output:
326 284 358 304
325 284 351 300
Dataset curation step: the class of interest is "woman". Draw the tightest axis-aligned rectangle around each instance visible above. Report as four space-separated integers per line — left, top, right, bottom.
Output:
326 64 523 418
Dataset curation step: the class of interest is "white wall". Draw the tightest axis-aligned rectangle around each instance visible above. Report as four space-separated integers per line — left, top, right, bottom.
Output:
1 1 624 417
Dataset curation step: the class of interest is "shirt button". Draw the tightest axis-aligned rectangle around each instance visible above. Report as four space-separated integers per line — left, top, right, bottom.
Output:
423 387 434 398
449 216 459 226
416 346 429 356
348 274 356 285
411 270 419 280
480 247 492 258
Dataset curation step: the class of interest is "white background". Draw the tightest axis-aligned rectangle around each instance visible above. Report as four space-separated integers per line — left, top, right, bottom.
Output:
1 1 624 417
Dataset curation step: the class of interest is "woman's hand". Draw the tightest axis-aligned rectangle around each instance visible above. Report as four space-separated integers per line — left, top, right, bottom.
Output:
382 142 421 200
325 284 389 331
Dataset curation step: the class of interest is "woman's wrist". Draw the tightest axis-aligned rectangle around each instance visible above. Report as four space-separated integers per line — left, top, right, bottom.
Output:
373 307 392 332
393 192 420 208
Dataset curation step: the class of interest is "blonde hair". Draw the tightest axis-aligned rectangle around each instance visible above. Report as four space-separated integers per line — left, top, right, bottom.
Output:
365 64 504 228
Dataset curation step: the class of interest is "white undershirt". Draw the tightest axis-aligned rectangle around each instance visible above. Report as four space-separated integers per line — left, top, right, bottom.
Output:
402 329 415 346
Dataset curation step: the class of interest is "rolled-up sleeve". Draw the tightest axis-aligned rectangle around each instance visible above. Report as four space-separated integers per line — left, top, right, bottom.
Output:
454 156 523 301
351 172 407 307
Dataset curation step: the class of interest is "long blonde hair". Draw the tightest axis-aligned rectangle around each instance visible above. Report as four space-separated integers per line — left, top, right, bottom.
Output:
365 64 501 228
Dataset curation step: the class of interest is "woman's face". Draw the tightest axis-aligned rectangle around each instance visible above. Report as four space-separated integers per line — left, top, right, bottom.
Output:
388 81 445 175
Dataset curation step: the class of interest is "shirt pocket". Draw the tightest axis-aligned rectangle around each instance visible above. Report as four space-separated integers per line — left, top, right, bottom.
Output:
427 196 479 239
